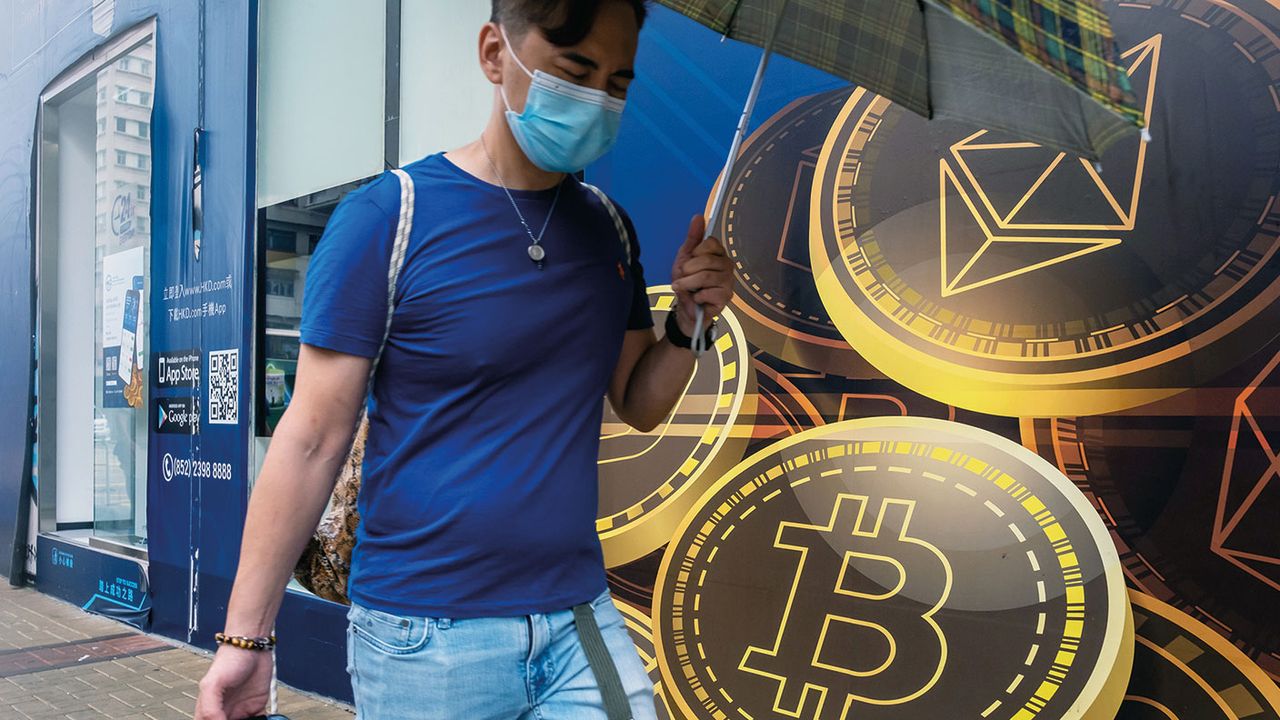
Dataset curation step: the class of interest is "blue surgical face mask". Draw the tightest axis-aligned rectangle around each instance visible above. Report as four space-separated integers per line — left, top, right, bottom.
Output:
500 26 626 173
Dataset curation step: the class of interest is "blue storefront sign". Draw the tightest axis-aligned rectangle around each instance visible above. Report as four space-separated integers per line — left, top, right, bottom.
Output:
37 535 152 630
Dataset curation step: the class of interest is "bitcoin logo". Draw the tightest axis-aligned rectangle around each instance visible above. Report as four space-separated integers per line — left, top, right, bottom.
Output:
811 0 1280 416
1119 590 1280 719
654 417 1132 719
741 496 950 714
613 597 676 720
597 285 755 567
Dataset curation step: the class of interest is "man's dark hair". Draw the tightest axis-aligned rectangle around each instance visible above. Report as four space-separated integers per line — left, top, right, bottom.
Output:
492 0 648 47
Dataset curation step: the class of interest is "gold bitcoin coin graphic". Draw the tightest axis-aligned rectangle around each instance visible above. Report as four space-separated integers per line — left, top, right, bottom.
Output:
1119 590 1280 719
810 0 1280 416
613 597 676 720
750 348 1023 449
607 555 663 610
654 417 1132 720
597 285 756 567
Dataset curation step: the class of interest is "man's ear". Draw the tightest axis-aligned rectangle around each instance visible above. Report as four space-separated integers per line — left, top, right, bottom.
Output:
478 22 505 85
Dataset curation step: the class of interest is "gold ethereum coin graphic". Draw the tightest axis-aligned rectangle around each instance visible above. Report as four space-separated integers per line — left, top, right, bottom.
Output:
1120 590 1280 719
654 417 1132 720
597 285 756 567
810 0 1280 416
709 89 864 375
1020 335 1280 680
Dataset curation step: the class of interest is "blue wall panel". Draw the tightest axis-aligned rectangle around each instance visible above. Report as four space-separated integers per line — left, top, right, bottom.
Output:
0 0 244 645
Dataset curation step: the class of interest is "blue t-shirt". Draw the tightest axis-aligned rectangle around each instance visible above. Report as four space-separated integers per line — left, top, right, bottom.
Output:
300 152 653 617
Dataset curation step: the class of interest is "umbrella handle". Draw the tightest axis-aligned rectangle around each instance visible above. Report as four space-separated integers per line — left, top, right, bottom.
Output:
692 48 764 356
692 304 708 357
694 0 791 357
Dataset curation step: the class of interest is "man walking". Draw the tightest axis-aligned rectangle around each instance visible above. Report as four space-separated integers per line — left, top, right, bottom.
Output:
195 1 734 717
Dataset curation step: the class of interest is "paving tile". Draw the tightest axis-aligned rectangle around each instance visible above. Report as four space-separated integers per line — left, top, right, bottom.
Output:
0 581 354 719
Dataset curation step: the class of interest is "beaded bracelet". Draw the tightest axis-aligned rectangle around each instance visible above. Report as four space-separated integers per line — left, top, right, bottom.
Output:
215 631 277 651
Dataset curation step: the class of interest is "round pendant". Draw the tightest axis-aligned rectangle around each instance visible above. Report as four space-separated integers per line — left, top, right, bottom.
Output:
528 244 546 263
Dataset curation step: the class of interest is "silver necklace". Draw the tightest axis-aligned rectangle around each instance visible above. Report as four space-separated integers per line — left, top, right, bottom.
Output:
480 136 562 270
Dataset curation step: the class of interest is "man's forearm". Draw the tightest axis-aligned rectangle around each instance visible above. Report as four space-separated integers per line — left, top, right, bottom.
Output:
620 334 697 432
222 411 354 636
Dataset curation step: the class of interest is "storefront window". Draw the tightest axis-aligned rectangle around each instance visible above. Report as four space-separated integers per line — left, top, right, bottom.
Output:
253 0 394 474
251 1 494 597
253 0 495 448
398 1 492 164
36 26 155 553
255 0 386 208
255 178 366 440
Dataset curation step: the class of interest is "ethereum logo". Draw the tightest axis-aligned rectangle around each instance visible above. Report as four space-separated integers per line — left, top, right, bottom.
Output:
939 35 1162 297
1213 351 1280 592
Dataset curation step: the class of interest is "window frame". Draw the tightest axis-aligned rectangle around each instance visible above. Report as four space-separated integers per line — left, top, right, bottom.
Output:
33 18 158 554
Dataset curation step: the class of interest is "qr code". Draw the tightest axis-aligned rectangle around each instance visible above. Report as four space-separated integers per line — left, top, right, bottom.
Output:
208 349 239 425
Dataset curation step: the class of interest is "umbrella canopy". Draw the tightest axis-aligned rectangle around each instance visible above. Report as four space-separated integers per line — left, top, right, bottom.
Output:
656 0 1145 160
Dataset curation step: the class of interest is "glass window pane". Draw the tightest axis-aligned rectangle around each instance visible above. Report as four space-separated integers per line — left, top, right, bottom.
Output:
399 1 493 165
256 0 385 207
39 34 155 549
90 38 155 546
266 228 294 252
45 83 100 533
258 178 367 437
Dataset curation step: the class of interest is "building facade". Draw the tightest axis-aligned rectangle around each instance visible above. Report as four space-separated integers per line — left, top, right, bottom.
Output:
0 0 820 701
3 0 1278 714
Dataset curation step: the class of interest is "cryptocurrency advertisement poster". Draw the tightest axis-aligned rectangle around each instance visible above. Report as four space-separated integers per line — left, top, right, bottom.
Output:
598 0 1280 717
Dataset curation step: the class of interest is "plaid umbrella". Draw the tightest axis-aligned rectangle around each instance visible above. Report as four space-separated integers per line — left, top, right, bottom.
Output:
664 0 1147 350
658 0 1145 157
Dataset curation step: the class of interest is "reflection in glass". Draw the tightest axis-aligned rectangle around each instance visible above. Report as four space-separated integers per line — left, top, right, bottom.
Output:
258 179 365 437
92 39 154 547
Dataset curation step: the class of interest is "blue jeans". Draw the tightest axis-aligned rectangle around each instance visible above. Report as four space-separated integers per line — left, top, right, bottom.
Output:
345 588 660 719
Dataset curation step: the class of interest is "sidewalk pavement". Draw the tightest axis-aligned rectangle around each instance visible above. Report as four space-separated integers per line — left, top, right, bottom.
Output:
1 578 355 719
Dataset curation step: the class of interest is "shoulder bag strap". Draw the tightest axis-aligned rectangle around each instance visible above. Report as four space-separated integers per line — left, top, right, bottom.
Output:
365 168 415 396
580 182 631 266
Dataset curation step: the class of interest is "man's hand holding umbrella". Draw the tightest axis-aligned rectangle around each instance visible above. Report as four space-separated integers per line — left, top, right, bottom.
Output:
670 214 733 342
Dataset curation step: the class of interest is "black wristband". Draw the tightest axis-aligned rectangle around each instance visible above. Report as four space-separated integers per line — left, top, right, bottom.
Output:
664 310 715 350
